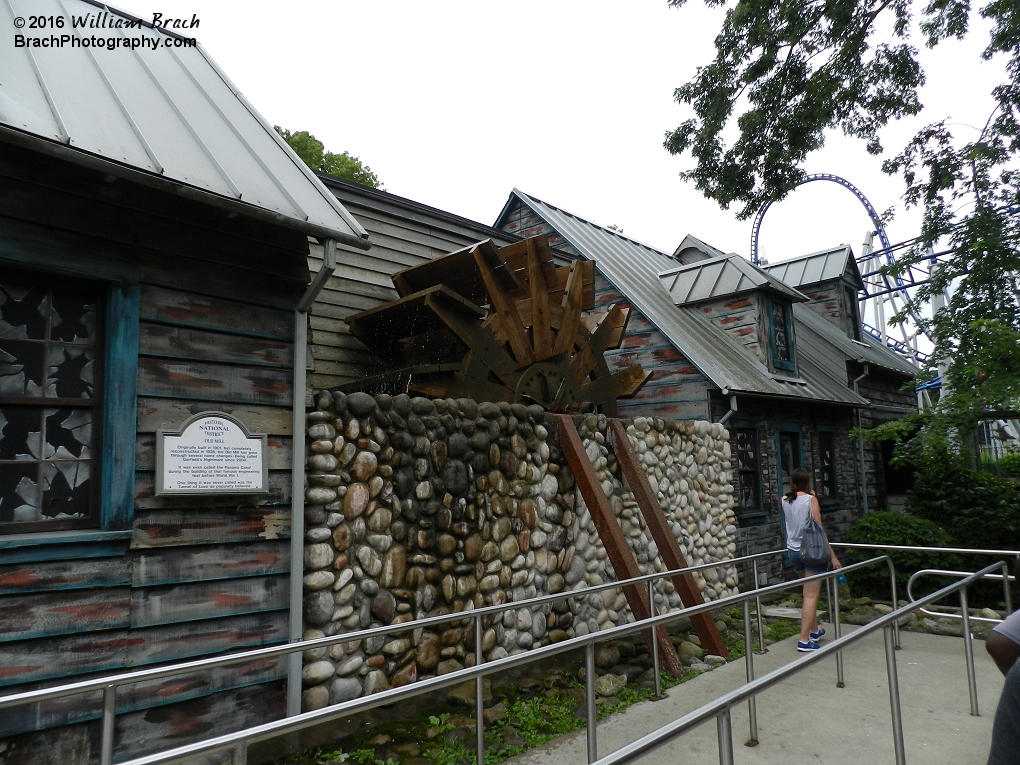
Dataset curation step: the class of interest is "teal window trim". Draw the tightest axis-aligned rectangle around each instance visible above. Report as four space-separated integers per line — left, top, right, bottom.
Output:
0 273 138 545
766 297 796 372
101 282 140 530
733 427 766 527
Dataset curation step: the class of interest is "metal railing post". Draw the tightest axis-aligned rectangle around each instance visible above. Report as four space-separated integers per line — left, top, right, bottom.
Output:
960 586 979 716
742 599 758 745
883 625 906 765
833 575 844 688
232 742 247 765
826 577 834 628
753 560 766 654
648 580 662 698
1003 560 1014 616
717 708 735 765
586 642 597 763
475 614 485 765
888 560 901 648
101 683 116 765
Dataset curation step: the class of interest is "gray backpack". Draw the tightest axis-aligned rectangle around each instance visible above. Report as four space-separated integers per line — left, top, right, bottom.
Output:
801 515 831 570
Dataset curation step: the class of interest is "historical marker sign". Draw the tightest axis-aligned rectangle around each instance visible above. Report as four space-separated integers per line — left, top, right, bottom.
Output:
156 412 268 495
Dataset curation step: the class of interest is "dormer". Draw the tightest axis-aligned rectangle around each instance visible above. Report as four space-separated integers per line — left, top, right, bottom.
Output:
672 234 726 266
763 245 865 341
659 252 808 375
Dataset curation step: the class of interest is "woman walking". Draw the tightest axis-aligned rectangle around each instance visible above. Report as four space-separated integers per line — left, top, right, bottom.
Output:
782 468 841 652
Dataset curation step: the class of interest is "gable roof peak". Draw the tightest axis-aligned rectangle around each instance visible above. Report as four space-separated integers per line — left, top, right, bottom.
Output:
659 251 808 306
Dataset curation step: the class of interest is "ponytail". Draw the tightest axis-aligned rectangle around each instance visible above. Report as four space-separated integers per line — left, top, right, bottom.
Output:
784 467 811 504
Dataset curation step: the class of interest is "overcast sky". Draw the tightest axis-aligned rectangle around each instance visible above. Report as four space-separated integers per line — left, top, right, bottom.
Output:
114 0 1004 268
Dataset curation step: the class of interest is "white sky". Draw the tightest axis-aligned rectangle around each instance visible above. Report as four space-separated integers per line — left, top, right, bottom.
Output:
114 0 1005 266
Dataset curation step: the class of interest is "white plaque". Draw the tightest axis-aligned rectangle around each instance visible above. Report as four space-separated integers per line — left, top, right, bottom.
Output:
156 412 268 495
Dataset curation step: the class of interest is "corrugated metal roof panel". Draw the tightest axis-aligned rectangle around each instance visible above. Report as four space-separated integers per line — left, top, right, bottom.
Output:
764 245 863 290
658 253 806 305
499 190 869 406
0 0 369 248
793 304 918 376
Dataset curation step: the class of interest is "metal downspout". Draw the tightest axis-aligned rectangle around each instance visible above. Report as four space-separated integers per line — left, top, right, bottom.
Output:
288 239 337 716
718 394 738 427
852 365 870 515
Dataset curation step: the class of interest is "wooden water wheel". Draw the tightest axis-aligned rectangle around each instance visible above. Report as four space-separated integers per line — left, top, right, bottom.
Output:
346 235 650 413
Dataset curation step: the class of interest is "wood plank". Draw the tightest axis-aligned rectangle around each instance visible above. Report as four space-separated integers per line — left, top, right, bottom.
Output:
103 282 140 532
130 574 289 628
527 239 553 360
137 357 292 406
578 366 653 404
136 397 293 435
346 284 485 357
426 293 519 385
0 612 287 688
132 508 291 548
0 669 286 745
131 541 290 586
553 260 585 356
553 415 683 678
569 305 627 385
0 558 131 595
473 244 532 367
135 434 292 471
606 420 728 658
139 323 293 367
409 372 514 403
0 588 131 643
139 285 291 339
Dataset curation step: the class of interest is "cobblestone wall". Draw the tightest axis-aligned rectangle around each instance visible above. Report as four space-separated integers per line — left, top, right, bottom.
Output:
300 392 737 711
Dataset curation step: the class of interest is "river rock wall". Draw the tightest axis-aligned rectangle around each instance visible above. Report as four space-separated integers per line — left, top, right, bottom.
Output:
300 392 738 711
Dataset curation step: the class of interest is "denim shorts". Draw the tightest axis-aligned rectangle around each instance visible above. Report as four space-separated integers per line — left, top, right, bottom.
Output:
788 549 829 575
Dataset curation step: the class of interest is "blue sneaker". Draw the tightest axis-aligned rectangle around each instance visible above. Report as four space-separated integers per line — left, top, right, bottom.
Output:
797 640 820 652
810 628 826 641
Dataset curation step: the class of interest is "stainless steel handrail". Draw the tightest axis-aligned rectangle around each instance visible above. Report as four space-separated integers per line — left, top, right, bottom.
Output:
831 541 1017 615
907 567 1015 623
110 555 894 765
0 546 789 765
588 560 1006 765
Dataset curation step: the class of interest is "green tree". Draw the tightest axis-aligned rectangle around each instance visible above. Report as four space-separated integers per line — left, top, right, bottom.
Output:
275 127 382 189
665 0 1020 456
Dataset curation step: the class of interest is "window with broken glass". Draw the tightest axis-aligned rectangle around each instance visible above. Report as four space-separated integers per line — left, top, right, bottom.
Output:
768 299 796 372
734 428 765 525
0 278 100 533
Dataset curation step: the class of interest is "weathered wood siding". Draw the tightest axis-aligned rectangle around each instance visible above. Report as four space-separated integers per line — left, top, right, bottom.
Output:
855 367 917 511
498 200 714 420
0 143 304 763
691 295 769 367
306 177 519 390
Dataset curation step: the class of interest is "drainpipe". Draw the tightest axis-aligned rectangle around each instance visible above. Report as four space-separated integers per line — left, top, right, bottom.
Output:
852 364 870 515
288 239 337 717
718 394 738 426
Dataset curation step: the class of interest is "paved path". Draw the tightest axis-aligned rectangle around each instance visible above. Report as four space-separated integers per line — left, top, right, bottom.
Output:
507 626 1004 765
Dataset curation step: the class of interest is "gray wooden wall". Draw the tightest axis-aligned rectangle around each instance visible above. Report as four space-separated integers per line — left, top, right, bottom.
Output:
0 143 307 764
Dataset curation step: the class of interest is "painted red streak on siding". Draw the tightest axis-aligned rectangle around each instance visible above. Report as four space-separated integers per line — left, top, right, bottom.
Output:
727 298 753 310
209 591 255 609
736 327 755 336
222 552 283 570
248 379 288 396
52 601 129 620
0 664 41 679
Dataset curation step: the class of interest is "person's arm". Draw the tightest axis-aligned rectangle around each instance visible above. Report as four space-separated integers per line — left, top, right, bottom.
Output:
987 631 1020 677
810 496 841 570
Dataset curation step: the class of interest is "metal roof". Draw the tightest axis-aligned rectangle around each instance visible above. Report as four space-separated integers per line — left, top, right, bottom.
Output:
0 0 369 248
495 190 868 406
659 252 807 306
672 234 725 264
763 245 863 291
793 304 918 377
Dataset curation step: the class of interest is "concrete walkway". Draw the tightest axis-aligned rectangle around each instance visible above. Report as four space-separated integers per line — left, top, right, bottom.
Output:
507 626 1005 765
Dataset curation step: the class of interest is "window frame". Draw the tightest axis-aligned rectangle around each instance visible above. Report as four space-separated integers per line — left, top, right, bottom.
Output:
766 297 796 372
732 427 767 527
0 265 137 542
816 427 840 506
775 426 802 548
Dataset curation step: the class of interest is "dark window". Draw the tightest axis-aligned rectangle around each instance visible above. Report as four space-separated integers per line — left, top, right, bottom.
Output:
818 431 838 499
768 299 796 371
841 285 862 340
779 431 800 495
0 279 100 533
734 429 765 525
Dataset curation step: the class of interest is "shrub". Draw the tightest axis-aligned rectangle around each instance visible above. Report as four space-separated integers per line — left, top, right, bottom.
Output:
995 453 1020 480
843 511 959 598
907 460 1020 550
